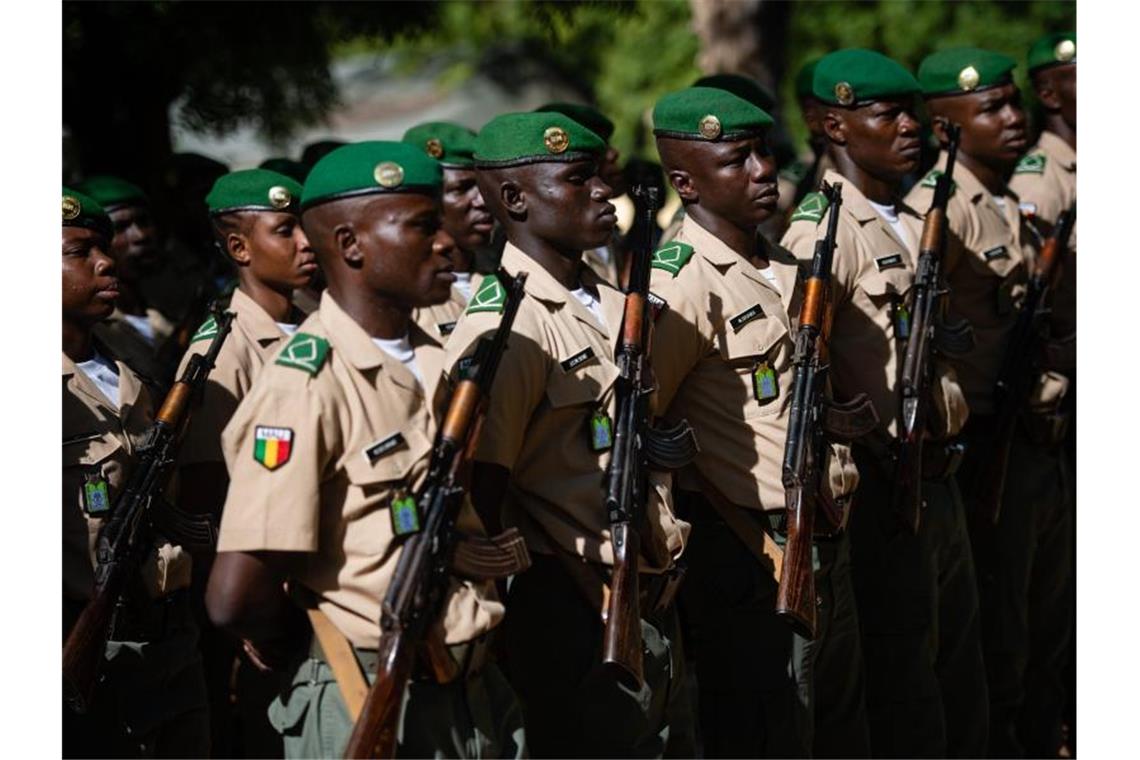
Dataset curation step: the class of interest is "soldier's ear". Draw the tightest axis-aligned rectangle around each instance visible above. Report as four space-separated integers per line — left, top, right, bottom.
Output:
501 180 526 216
225 233 251 266
930 116 951 148
822 109 846 145
334 223 363 267
1033 72 1063 111
667 169 697 203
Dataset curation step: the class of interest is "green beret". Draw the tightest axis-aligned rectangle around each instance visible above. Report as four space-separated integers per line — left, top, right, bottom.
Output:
75 175 148 212
795 58 822 100
206 169 303 216
652 86 774 141
812 48 920 106
918 47 1017 97
301 141 442 211
259 157 310 183
401 121 478 168
534 103 615 143
62 187 112 239
473 112 605 167
1028 32 1076 73
693 74 777 112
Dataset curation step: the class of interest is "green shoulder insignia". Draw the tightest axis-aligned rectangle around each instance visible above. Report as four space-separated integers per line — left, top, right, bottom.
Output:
191 316 218 343
790 191 829 224
466 274 507 315
918 170 958 194
1014 152 1046 175
275 332 330 376
650 241 695 277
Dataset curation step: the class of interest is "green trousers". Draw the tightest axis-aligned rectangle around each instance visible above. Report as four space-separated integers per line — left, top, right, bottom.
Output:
961 416 1074 758
501 553 690 758
848 446 989 757
269 652 525 759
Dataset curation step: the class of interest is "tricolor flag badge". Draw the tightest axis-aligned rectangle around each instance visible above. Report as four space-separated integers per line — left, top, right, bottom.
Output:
254 426 294 470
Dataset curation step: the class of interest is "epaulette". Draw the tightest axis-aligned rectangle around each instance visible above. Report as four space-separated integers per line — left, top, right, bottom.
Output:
465 274 507 315
190 315 219 343
650 241 695 277
918 169 958 194
1013 152 1046 175
779 160 809 184
789 191 829 224
274 332 331 376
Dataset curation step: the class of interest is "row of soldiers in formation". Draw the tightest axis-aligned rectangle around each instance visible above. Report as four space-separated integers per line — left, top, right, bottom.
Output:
62 32 1076 760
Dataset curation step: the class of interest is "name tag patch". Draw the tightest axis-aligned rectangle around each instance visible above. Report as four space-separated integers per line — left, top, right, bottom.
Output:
647 291 669 321
875 254 905 271
729 304 765 333
561 347 596 373
363 432 406 463
983 245 1009 261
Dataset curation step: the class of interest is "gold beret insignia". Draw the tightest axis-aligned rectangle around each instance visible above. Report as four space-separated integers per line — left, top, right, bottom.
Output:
268 185 292 209
425 138 444 159
374 162 405 189
62 195 81 221
834 81 855 106
698 114 722 140
1055 39 1076 63
957 65 981 92
543 126 569 154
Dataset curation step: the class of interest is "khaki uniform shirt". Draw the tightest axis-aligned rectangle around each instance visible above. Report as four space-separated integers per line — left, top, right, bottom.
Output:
650 215 859 523
905 156 1031 415
176 288 292 466
63 351 191 604
782 171 968 438
93 307 176 381
443 243 689 570
582 244 621 288
217 292 502 648
1008 130 1077 339
413 284 470 344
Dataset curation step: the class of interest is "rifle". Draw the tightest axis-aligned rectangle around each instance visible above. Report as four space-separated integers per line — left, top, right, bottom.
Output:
62 304 235 713
973 202 1076 524
777 180 843 640
892 125 974 534
602 186 699 691
343 269 528 759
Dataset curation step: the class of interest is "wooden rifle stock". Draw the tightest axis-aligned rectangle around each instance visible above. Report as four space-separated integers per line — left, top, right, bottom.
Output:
777 181 842 640
343 631 415 759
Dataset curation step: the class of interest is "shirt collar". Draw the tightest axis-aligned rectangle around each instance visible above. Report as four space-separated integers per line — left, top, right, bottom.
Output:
680 214 744 267
229 287 292 343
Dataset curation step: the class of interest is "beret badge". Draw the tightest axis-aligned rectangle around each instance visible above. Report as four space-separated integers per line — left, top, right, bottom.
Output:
268 185 292 209
62 195 81 221
834 81 855 106
374 162 406 189
1055 39 1076 63
425 138 444 159
543 126 570 154
957 65 981 92
698 114 722 140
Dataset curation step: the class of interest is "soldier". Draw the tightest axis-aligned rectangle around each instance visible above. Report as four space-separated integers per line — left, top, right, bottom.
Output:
62 188 208 757
76 175 179 384
535 102 628 285
648 85 861 758
402 121 493 340
905 47 1070 758
781 50 986 757
787 57 835 212
445 112 691 757
175 168 315 757
205 142 525 758
1007 31 1078 757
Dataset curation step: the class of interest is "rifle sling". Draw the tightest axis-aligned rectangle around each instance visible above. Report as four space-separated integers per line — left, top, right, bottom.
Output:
305 606 369 722
690 468 783 583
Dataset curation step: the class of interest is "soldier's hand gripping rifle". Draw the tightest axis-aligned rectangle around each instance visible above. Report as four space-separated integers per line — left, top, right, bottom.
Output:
973 202 1076 524
892 124 974 534
62 305 235 713
602 186 699 691
777 181 843 640
343 270 529 760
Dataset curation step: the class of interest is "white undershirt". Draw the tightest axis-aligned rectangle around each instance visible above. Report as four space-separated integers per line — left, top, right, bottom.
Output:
867 199 913 248
276 322 299 337
122 313 156 345
372 334 423 385
76 351 121 409
591 245 612 265
570 286 607 330
991 196 1007 210
453 272 474 303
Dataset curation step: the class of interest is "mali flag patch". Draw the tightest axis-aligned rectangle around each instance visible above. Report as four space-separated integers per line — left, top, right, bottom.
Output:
253 426 294 470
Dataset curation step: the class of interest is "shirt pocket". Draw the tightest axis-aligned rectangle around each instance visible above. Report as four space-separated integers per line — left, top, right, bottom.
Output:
341 426 432 520
63 431 124 510
545 347 619 410
716 310 787 418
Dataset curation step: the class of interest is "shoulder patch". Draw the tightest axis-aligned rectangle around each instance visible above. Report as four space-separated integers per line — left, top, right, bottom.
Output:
274 332 330 375
1014 152 1046 175
191 316 219 343
650 242 695 276
918 170 958 194
790 191 829 224
465 274 507 315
